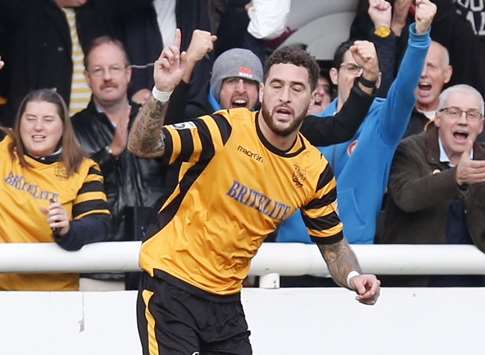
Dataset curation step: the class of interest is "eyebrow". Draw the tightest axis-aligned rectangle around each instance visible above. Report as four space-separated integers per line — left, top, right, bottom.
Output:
270 78 306 86
447 105 481 111
24 113 56 119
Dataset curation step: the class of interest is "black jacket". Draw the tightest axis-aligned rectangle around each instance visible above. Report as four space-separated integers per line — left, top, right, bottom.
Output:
116 0 212 98
72 100 168 244
167 80 375 146
0 0 118 126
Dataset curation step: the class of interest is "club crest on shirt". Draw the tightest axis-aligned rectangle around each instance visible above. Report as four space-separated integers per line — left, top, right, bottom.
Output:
55 165 68 179
169 122 197 130
292 164 307 188
347 139 358 157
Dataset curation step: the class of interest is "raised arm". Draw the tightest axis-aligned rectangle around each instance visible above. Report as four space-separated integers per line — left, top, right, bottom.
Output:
368 0 397 97
317 239 380 305
127 29 187 158
182 30 217 84
379 0 436 144
165 30 217 124
300 40 379 146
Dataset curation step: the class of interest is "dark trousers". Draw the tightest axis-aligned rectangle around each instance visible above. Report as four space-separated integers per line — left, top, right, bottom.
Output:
137 272 252 355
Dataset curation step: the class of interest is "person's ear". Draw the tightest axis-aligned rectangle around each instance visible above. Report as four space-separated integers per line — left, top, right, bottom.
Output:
126 65 132 83
329 67 339 85
84 69 93 90
444 65 453 84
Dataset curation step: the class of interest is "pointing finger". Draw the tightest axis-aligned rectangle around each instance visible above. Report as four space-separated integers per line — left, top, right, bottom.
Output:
173 28 181 50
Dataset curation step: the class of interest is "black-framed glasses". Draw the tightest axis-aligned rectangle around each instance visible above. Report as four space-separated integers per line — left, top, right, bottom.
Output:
438 107 483 121
339 63 363 75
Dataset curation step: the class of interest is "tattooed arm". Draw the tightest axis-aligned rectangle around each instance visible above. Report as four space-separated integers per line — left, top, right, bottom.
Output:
128 96 169 158
318 239 381 305
317 239 361 288
128 28 193 158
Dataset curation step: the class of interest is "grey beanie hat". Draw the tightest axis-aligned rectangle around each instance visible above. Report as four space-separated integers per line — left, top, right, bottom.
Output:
209 48 264 102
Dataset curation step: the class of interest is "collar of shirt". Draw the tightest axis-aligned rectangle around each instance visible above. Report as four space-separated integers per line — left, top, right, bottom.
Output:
438 137 473 167
26 147 63 164
419 110 436 120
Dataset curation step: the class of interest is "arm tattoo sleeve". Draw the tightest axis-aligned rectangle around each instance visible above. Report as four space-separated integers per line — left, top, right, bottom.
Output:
127 96 168 158
317 239 362 288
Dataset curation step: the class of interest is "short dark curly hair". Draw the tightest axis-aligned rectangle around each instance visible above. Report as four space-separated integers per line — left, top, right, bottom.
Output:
332 40 354 70
264 45 319 91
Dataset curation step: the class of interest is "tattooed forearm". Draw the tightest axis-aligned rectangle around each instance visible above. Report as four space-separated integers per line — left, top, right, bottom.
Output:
127 96 168 158
317 239 361 288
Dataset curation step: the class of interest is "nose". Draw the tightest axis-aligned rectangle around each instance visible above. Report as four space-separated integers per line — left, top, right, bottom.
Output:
102 67 112 80
279 85 290 103
33 120 44 131
420 65 429 78
456 111 468 124
235 79 245 93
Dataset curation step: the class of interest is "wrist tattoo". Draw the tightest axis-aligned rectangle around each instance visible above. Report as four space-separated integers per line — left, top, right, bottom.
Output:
318 239 361 288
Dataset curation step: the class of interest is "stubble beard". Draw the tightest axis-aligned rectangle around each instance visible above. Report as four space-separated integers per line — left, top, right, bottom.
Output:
261 105 306 137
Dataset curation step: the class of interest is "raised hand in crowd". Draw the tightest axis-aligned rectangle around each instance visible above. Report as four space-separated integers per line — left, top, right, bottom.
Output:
350 40 380 92
110 104 132 156
368 0 392 31
130 30 217 104
0 57 4 70
456 139 485 186
415 0 437 35
131 89 152 106
183 29 217 83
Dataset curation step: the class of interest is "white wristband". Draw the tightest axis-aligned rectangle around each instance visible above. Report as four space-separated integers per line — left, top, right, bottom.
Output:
152 86 173 103
346 271 360 289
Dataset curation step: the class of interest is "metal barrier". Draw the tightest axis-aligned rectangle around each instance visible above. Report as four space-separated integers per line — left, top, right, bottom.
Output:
1 242 485 355
1 242 485 275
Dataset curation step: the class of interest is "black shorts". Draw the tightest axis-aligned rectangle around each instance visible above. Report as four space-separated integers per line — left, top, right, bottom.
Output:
137 271 252 355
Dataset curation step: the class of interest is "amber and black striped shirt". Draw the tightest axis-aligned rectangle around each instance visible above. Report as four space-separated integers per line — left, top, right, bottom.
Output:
0 136 110 291
140 108 343 295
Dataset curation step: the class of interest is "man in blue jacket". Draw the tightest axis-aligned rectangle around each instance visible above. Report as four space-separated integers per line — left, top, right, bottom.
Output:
278 0 436 245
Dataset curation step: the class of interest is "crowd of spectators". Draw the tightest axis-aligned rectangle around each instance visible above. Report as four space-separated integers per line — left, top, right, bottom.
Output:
0 0 484 291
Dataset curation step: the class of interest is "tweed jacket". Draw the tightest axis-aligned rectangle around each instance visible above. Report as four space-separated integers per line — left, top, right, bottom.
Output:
378 124 485 253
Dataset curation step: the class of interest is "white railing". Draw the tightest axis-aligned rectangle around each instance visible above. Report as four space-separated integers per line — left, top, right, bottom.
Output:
1 242 485 275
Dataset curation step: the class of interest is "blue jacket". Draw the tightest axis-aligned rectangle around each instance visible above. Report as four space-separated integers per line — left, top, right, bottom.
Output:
277 24 431 244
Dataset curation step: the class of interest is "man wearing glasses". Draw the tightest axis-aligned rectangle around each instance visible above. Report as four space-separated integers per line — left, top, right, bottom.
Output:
72 36 167 290
378 84 485 287
278 0 436 246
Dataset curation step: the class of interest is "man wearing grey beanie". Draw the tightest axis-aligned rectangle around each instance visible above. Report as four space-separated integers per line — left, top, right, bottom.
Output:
208 48 263 111
165 29 378 148
166 43 264 122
